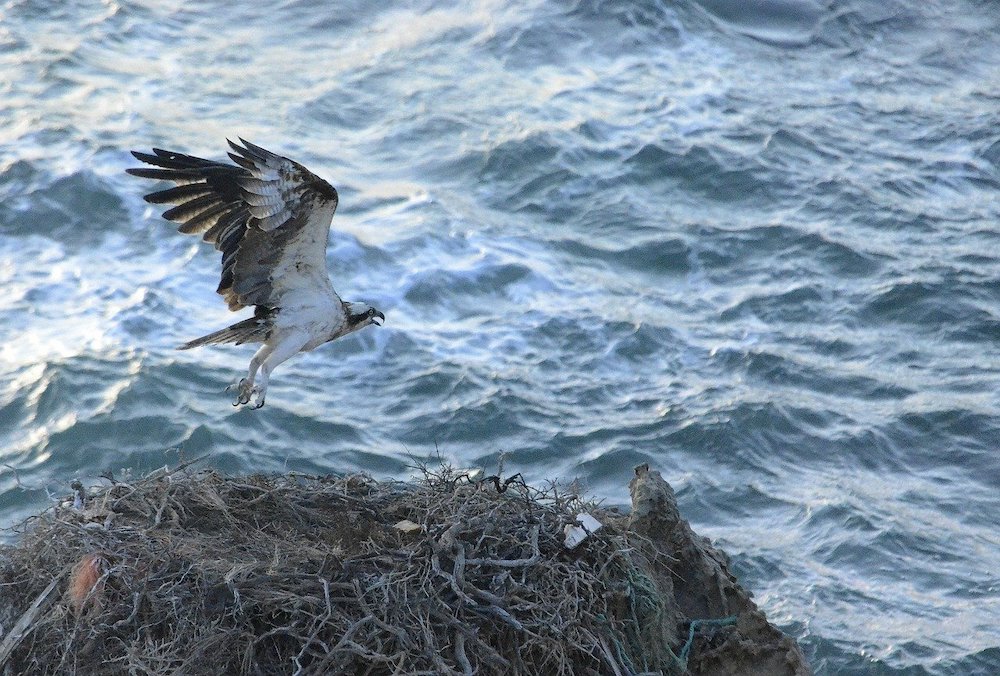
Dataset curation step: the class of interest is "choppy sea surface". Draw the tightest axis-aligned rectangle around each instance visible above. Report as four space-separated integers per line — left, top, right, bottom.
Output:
1 0 998 672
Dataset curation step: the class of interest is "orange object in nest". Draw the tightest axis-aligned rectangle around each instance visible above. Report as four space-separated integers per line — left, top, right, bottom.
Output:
68 553 108 613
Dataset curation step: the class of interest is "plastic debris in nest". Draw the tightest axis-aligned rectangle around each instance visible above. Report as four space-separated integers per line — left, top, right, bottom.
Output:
563 512 603 549
0 462 812 675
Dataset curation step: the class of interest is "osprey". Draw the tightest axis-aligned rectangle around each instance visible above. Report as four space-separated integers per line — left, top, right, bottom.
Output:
128 139 384 409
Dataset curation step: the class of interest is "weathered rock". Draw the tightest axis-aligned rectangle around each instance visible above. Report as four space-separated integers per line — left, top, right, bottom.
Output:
628 464 812 676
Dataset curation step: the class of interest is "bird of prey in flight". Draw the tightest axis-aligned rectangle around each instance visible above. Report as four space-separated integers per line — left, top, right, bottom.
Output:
128 139 384 409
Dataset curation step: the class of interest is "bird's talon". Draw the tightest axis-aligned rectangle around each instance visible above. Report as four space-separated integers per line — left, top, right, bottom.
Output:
232 378 256 407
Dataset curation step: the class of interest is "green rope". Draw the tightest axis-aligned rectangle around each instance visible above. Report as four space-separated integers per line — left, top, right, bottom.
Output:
597 558 738 675
624 565 675 672
678 615 738 667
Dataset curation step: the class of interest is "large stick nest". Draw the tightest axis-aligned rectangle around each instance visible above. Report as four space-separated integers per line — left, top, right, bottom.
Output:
0 465 682 675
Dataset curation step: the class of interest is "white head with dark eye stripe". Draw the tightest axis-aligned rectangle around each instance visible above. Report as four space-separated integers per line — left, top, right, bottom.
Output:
344 302 384 333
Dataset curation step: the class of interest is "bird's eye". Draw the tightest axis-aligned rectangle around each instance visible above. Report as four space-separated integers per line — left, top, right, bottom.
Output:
368 308 375 317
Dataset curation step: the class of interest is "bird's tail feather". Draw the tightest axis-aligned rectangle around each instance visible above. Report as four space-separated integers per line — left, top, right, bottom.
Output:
178 315 271 350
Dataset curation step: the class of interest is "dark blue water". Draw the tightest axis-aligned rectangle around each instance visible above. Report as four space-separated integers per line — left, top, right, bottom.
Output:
1 1 998 672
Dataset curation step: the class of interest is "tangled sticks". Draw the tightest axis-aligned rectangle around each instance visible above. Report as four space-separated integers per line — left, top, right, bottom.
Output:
0 466 677 675
0 465 810 675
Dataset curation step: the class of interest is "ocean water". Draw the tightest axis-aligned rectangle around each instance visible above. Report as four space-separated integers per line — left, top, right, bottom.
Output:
1 0 998 672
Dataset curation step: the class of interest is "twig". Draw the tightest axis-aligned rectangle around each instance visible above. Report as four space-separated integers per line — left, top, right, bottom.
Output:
454 632 473 676
465 525 540 568
0 573 63 667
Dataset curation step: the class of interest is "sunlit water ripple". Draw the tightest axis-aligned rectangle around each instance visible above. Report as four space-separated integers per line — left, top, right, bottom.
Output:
1 1 998 673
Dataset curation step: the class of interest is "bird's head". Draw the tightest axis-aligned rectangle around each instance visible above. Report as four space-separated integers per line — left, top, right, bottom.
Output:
344 302 385 333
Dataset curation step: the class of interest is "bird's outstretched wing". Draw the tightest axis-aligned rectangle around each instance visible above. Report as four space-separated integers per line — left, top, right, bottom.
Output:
127 139 340 311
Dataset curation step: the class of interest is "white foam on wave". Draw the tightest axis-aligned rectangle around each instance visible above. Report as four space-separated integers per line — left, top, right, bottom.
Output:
2 2 999 671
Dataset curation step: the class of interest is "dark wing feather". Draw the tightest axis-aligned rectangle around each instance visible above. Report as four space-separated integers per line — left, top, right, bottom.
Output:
127 140 340 311
144 183 216 205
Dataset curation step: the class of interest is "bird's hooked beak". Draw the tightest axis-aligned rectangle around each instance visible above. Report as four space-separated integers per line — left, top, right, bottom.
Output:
372 311 385 327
